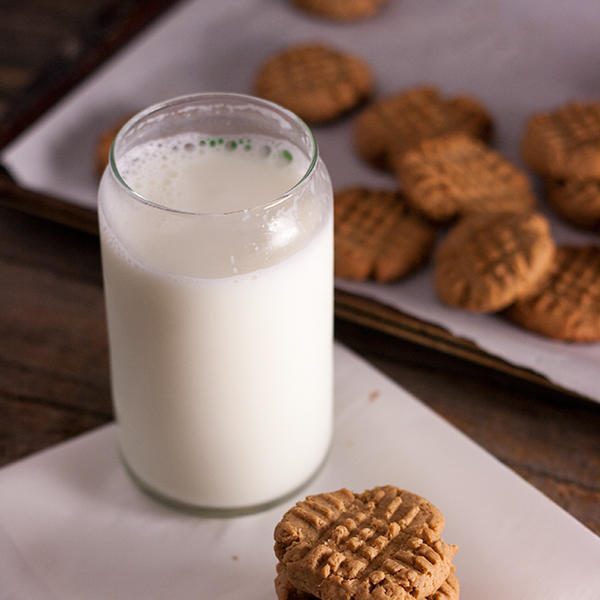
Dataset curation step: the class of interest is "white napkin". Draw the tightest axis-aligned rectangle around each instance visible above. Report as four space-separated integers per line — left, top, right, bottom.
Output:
3 0 600 402
0 344 598 599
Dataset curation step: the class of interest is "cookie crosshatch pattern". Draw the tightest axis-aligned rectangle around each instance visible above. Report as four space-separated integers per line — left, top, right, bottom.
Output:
395 134 535 222
434 212 556 313
274 487 458 600
546 178 600 230
507 246 600 342
255 44 373 123
334 187 436 283
354 87 492 169
522 101 600 179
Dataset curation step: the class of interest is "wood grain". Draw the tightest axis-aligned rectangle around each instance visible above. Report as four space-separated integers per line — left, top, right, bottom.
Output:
0 207 110 463
0 0 598 537
0 0 171 149
0 171 99 235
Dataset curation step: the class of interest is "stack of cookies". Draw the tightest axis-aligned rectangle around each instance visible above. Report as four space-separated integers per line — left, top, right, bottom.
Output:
273 486 459 600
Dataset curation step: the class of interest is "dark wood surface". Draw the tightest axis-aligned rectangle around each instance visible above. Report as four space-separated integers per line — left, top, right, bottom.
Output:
0 0 598 537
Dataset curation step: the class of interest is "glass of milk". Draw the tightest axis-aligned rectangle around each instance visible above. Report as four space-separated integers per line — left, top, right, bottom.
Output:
98 93 333 514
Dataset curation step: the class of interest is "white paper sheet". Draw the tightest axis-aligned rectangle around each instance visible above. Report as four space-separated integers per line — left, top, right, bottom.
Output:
0 345 598 599
2 0 600 401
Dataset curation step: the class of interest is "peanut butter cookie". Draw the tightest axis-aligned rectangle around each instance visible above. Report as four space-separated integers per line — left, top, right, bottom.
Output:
435 212 555 312
335 187 436 282
293 0 387 20
275 562 460 599
255 44 373 123
275 563 315 599
522 101 600 178
354 87 492 170
274 486 458 600
395 134 535 221
507 246 600 342
546 178 600 230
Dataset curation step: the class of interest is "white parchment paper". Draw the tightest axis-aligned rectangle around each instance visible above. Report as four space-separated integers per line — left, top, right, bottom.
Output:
2 0 600 400
0 344 598 599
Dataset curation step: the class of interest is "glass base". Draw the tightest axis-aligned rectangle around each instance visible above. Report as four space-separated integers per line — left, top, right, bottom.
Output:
119 447 330 518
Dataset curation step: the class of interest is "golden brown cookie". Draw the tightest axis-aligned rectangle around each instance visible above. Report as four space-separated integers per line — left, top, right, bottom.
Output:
354 87 492 170
275 563 460 600
435 212 555 313
429 570 460 600
395 134 535 222
275 563 315 600
546 178 600 230
95 115 132 177
507 246 600 342
293 0 387 20
255 44 373 123
522 101 600 178
334 187 436 282
274 486 458 600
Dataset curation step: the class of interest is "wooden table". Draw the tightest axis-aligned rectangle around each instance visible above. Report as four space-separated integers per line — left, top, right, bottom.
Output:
0 0 599 536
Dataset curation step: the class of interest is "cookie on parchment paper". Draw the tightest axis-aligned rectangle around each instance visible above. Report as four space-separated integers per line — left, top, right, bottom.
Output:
435 212 555 313
274 486 458 600
546 178 600 230
293 0 387 21
255 44 373 124
507 246 600 342
334 187 436 282
522 101 600 179
354 86 492 170
394 134 535 222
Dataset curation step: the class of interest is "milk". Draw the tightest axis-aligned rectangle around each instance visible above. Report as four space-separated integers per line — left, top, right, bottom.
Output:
99 133 333 510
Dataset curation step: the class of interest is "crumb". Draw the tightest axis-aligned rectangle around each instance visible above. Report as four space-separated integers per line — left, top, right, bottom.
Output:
368 389 380 402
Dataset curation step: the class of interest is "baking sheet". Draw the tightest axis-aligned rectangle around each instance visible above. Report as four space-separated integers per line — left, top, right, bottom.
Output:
1 344 598 599
2 0 600 401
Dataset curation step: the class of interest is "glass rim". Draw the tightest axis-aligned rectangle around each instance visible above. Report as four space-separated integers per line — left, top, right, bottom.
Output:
108 92 319 217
